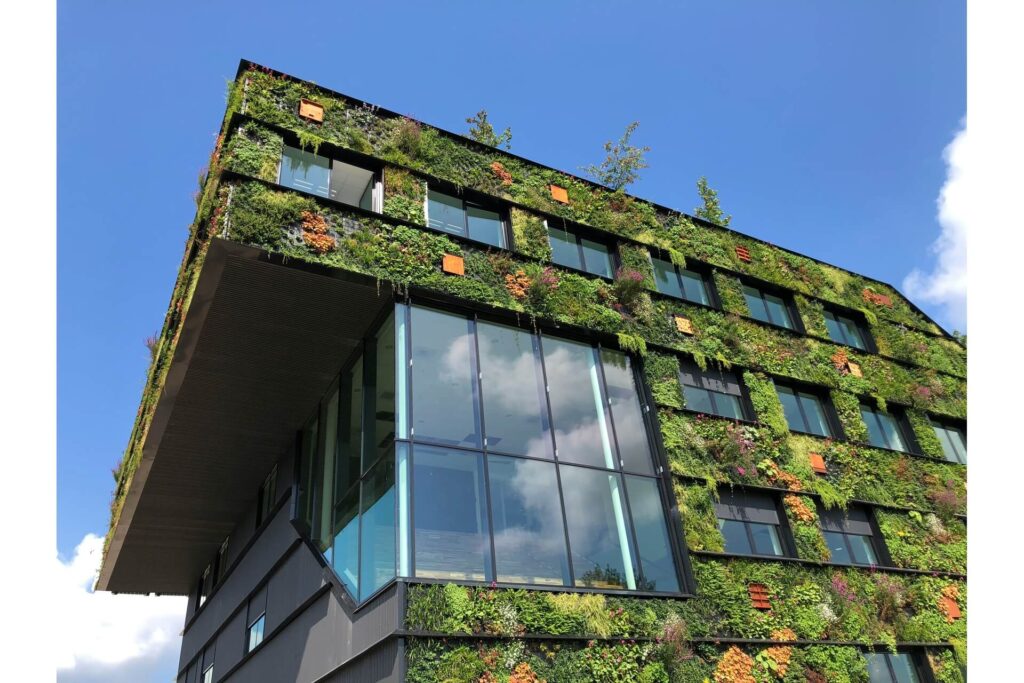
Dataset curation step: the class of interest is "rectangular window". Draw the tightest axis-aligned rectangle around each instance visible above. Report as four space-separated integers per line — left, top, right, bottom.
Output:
547 224 614 278
865 652 922 683
743 283 797 329
860 404 912 452
245 585 267 654
931 418 966 464
255 465 277 528
774 382 834 437
652 256 713 306
213 537 229 585
200 645 215 683
279 144 377 210
412 445 491 582
820 505 882 566
824 309 870 350
713 490 786 557
488 455 570 586
197 564 212 607
295 303 684 598
679 359 749 421
427 188 507 248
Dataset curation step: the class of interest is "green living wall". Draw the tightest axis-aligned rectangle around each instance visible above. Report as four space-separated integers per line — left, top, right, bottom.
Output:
106 63 967 682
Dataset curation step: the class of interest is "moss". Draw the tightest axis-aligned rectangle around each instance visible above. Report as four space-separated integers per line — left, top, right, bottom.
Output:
743 371 789 436
510 207 552 260
644 352 683 409
906 409 947 460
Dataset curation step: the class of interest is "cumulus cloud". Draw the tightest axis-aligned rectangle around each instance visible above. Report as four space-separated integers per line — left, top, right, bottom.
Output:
903 122 969 331
56 533 186 681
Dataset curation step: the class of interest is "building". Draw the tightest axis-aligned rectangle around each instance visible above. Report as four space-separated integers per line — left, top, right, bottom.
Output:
97 60 967 683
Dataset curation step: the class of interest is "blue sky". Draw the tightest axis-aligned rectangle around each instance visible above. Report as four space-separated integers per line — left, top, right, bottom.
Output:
57 1 964 678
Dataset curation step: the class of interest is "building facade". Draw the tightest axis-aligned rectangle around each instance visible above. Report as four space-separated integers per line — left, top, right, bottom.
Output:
97 61 967 683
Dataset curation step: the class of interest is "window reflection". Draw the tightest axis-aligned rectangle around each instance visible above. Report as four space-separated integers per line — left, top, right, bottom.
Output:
625 476 679 592
601 349 654 474
542 337 615 469
559 465 636 589
488 456 570 586
410 306 481 448
412 446 491 581
477 321 551 458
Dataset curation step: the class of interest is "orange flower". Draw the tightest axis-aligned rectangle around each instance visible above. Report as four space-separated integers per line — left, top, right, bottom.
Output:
300 210 335 253
714 646 756 683
490 161 513 186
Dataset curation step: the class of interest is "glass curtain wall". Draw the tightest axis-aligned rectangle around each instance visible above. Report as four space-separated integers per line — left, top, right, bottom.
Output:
297 302 683 603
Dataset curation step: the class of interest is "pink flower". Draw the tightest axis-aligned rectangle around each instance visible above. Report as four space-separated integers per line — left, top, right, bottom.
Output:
737 467 746 476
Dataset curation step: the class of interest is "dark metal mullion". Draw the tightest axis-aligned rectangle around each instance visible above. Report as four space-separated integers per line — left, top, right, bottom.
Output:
575 232 588 273
884 652 899 683
742 521 759 556
536 332 577 588
403 303 417 579
594 345 644 588
471 315 498 583
792 389 813 434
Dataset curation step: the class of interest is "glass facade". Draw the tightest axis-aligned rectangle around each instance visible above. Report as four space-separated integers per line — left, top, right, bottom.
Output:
296 302 683 601
279 144 375 209
427 189 506 248
775 383 833 436
824 310 868 350
651 256 712 306
743 283 795 329
931 419 967 464
547 224 614 278
860 404 909 452
865 653 921 683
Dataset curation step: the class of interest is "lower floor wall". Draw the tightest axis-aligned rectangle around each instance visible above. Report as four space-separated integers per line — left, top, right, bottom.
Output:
404 638 964 683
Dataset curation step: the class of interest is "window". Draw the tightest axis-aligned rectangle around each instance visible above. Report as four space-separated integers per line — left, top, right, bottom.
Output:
200 645 215 683
245 586 267 653
860 404 913 452
820 505 881 566
931 418 966 464
279 144 377 210
427 188 506 248
548 223 614 278
197 564 212 608
296 303 684 597
679 359 750 421
214 537 229 585
864 652 922 683
714 490 787 557
774 382 835 437
651 256 713 306
255 465 277 528
742 283 797 329
824 308 870 351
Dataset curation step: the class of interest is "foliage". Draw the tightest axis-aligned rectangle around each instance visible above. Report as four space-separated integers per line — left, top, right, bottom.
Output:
743 372 790 436
694 177 732 227
582 121 650 190
467 109 513 150
510 208 552 260
876 510 966 573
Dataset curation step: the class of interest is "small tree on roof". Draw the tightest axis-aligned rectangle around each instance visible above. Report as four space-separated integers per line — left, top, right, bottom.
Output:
583 121 650 191
694 176 732 226
466 109 512 150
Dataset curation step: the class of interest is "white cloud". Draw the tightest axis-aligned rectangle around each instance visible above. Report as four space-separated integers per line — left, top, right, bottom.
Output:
56 533 186 681
903 122 969 331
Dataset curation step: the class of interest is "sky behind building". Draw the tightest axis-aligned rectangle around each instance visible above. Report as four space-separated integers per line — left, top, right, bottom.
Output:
57 2 965 680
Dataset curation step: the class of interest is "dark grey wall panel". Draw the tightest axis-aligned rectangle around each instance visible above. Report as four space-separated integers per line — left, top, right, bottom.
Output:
319 638 401 683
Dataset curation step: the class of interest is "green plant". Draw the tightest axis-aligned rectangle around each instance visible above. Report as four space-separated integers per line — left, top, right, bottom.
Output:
466 109 512 150
583 121 650 190
694 176 732 227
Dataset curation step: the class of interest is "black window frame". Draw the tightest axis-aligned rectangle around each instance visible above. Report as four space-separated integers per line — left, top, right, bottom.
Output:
713 489 796 558
650 252 720 308
256 464 278 529
863 650 933 683
677 357 754 422
819 503 891 567
200 644 215 683
245 585 268 654
425 183 510 250
859 402 920 454
277 140 382 212
740 278 803 332
822 305 875 352
545 219 617 279
772 379 844 439
213 536 230 585
929 416 967 464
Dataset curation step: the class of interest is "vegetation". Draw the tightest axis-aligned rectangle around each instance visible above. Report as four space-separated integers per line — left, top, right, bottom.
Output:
105 64 967 682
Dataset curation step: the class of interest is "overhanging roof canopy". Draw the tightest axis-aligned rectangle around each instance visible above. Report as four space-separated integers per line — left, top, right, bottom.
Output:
98 239 392 594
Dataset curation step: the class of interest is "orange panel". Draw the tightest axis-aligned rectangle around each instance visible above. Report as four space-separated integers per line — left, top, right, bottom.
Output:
298 98 325 123
442 253 465 276
549 184 570 204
